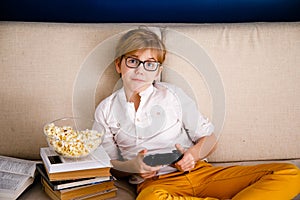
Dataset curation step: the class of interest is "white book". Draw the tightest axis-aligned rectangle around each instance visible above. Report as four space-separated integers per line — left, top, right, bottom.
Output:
40 146 112 173
0 156 37 200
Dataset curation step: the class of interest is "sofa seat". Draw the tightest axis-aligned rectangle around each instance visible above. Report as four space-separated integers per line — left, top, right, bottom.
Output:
19 160 300 200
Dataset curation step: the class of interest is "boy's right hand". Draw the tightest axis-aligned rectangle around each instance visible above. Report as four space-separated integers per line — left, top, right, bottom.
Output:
134 149 162 178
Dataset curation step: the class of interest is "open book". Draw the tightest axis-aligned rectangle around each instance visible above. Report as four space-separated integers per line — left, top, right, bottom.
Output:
0 156 37 200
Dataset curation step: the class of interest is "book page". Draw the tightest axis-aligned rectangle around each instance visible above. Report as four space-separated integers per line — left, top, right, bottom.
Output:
0 156 36 177
0 171 32 195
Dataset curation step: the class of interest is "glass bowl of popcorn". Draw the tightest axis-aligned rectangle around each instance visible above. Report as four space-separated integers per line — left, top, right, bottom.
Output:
43 117 105 158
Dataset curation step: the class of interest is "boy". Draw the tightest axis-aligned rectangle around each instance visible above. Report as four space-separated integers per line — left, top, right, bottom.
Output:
95 27 300 200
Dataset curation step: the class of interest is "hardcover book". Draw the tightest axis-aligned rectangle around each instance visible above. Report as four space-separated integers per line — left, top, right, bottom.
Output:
41 176 117 200
40 146 112 181
36 164 113 190
40 146 112 173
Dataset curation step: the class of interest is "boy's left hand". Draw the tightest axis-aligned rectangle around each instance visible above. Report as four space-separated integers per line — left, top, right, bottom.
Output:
174 144 196 172
139 170 158 179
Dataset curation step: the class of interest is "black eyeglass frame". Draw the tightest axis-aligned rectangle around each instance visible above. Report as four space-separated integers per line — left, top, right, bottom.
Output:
122 56 161 72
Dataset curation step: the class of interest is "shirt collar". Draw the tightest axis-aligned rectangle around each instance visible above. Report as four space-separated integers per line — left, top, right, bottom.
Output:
119 84 154 102
139 84 154 98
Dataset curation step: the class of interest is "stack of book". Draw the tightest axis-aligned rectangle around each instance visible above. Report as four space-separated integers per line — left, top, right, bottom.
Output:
38 146 117 200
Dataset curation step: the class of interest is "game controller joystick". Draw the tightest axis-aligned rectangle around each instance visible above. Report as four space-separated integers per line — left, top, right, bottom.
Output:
143 150 183 166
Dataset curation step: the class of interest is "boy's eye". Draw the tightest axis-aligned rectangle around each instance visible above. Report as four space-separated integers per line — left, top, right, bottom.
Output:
128 58 139 65
145 62 155 68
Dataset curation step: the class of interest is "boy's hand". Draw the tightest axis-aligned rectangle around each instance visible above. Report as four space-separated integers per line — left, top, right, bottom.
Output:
135 149 162 178
174 144 196 172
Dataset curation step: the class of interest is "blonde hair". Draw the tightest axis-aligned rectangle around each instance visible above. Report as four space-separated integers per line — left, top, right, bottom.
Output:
115 27 166 63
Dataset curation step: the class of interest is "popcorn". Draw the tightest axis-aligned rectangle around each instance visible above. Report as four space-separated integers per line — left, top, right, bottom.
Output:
44 123 104 158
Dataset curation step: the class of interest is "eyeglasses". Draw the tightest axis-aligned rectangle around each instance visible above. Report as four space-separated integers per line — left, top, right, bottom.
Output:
124 56 161 71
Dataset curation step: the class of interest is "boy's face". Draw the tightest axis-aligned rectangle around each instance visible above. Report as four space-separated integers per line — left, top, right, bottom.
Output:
115 49 162 96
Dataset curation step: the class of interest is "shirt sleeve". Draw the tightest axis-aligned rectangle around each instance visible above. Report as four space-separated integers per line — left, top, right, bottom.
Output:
171 85 214 142
94 100 121 160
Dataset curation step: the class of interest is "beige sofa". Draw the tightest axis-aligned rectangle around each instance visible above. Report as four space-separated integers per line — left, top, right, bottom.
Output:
0 22 299 199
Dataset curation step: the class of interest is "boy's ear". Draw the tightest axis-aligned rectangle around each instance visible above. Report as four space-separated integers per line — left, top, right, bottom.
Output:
155 66 163 81
115 58 121 74
157 66 163 78
158 65 163 73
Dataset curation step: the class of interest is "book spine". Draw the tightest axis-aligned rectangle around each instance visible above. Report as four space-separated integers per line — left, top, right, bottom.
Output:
73 188 117 200
57 177 112 190
61 181 115 199
40 149 52 172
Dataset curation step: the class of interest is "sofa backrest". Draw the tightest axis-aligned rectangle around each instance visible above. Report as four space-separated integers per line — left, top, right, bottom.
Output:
0 22 299 162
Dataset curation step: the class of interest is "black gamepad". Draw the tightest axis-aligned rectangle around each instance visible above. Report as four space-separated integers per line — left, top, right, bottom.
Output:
143 150 183 166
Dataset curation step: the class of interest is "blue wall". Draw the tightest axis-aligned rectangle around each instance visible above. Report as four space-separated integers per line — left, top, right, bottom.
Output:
1 0 299 23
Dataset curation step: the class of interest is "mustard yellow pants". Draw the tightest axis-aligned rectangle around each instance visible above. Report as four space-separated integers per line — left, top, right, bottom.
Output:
137 161 300 200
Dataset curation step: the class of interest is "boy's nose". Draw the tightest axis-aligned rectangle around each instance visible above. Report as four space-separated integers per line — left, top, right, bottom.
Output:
135 63 145 74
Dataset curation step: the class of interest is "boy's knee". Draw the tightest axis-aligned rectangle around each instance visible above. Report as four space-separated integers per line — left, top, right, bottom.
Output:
274 163 300 176
274 163 300 193
136 186 169 200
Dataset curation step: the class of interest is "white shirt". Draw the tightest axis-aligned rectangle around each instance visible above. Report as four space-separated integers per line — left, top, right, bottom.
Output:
94 82 214 175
